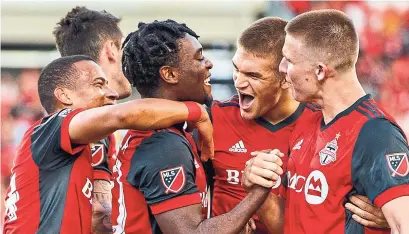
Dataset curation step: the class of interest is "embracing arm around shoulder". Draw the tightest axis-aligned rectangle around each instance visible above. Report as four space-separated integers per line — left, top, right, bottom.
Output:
67 99 213 159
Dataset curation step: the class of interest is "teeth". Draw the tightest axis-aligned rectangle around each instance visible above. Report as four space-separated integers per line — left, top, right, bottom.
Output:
204 78 211 86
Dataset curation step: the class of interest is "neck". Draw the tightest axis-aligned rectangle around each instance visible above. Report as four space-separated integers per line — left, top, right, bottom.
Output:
143 86 178 101
315 69 366 124
262 90 300 124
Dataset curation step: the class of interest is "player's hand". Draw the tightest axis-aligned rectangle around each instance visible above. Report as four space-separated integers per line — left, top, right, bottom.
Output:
240 218 256 234
187 105 214 161
242 149 284 190
345 195 389 229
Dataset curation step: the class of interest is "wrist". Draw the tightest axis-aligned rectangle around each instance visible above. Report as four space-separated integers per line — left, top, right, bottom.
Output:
183 102 202 121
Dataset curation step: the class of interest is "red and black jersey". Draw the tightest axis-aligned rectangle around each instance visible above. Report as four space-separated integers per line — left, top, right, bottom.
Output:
111 125 209 234
92 134 117 181
284 94 409 234
3 108 94 234
210 95 318 233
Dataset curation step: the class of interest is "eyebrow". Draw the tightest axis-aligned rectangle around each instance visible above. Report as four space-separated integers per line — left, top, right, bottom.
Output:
232 61 262 78
93 77 108 84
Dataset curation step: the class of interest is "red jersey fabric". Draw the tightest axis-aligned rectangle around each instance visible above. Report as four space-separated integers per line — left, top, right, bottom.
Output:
111 125 209 234
210 95 318 233
3 108 93 234
284 95 408 234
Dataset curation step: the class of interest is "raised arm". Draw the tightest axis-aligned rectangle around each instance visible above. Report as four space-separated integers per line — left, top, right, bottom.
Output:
69 99 214 160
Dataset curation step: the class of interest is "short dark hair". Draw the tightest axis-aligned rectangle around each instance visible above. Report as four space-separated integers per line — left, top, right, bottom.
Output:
238 17 287 78
285 9 359 71
121 19 199 97
53 6 122 61
38 55 94 114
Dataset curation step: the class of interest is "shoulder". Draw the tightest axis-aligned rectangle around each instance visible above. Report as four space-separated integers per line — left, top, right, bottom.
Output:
132 130 193 163
358 118 406 143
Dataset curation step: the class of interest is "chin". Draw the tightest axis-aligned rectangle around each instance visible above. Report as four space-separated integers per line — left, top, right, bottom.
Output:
204 95 213 107
240 109 257 121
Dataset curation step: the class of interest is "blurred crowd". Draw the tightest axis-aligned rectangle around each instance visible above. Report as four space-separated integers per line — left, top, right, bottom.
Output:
1 0 409 215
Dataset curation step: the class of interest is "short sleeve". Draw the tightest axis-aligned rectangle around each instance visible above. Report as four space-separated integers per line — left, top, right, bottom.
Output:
31 108 87 169
352 118 409 207
126 130 201 215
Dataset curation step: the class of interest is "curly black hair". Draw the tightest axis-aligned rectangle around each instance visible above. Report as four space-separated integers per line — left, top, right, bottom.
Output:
122 19 199 97
53 6 122 61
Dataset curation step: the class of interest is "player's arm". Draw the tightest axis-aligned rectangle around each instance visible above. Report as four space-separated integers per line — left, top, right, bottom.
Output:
352 118 409 233
92 180 113 234
69 99 214 160
130 132 270 234
154 187 269 234
345 195 389 228
256 192 284 234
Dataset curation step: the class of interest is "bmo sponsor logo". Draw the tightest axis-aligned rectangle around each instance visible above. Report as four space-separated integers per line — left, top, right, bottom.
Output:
226 169 281 189
287 170 328 205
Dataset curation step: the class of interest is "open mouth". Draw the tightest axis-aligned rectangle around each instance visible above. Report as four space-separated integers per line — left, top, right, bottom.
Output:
239 92 255 110
204 77 211 86
204 73 211 86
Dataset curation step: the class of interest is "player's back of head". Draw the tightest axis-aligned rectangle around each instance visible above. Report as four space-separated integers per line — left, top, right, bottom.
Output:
238 17 287 68
121 19 199 97
53 6 122 62
38 55 94 114
285 9 359 71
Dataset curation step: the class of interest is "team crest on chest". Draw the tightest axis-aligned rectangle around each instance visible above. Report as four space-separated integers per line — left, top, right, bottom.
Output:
90 143 104 166
386 153 409 177
319 133 340 166
160 166 186 194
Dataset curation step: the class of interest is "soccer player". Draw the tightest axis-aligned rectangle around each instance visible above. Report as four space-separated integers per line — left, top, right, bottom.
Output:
111 20 270 234
3 55 214 234
243 9 409 233
210 16 388 234
209 17 314 234
53 7 131 233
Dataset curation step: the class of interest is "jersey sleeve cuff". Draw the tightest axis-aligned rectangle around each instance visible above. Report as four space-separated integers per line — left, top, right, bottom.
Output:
60 108 87 155
374 184 409 208
93 169 112 181
150 193 202 215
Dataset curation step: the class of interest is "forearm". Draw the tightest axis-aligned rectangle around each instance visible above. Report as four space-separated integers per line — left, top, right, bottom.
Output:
256 193 284 234
70 99 202 144
382 196 409 234
197 186 269 234
92 180 113 234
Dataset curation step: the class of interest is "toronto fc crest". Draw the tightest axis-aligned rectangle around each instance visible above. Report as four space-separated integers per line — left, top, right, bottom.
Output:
319 133 340 165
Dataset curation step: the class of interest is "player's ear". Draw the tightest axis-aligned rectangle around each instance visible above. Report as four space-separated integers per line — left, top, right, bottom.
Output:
54 87 73 106
281 77 291 89
101 39 119 64
315 62 328 82
159 66 179 84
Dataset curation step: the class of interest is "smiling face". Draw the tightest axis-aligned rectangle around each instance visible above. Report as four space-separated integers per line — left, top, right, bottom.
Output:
232 47 284 120
68 60 118 109
175 34 214 106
